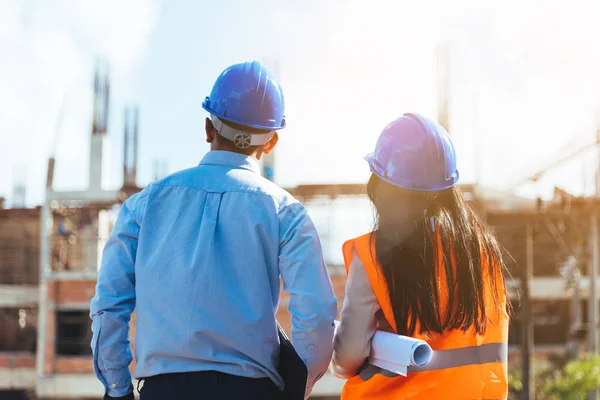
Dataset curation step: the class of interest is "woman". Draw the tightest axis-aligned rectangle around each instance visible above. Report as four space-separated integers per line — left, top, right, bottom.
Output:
331 113 510 399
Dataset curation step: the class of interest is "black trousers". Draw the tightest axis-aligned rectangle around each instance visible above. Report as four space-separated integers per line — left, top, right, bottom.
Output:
139 371 282 400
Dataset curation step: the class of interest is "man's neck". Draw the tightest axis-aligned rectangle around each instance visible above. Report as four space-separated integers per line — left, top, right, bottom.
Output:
210 146 259 161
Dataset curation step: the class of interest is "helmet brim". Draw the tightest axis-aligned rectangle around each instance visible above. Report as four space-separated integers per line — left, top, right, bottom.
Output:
364 152 459 191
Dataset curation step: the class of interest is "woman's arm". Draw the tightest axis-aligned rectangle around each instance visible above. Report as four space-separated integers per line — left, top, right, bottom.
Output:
330 249 380 379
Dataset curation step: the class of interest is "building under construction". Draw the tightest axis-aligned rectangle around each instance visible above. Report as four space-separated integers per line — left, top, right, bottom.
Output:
1 66 599 399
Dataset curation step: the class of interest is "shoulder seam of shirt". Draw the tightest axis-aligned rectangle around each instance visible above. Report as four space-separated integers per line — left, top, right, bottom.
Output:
128 188 151 225
123 201 139 227
151 182 291 203
138 186 152 225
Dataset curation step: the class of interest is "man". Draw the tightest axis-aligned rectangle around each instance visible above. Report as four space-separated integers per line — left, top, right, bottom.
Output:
90 61 338 400
57 209 75 270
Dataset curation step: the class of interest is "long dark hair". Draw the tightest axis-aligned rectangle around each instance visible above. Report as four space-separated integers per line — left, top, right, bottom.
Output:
366 174 510 337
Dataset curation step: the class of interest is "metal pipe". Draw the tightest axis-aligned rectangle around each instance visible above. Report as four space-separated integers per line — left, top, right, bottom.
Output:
521 221 535 400
589 210 599 400
590 127 600 400
36 198 51 391
590 211 599 354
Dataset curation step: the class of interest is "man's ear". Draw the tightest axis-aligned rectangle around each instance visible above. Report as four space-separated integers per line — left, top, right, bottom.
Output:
261 132 279 156
205 117 216 143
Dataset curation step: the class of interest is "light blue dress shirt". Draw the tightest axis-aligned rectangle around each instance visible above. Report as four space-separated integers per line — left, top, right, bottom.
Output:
90 150 338 398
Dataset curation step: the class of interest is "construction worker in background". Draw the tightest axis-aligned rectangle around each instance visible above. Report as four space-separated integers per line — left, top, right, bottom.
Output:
57 209 76 270
330 113 510 399
90 61 338 400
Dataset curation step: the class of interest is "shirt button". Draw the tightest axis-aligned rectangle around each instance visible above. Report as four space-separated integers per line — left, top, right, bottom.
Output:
111 383 117 388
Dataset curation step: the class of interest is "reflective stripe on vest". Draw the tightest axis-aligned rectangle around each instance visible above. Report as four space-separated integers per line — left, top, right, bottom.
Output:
408 341 507 372
358 342 507 380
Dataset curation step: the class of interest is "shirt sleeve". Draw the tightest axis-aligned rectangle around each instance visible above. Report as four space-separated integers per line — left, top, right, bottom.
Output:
278 203 338 398
330 248 379 379
90 191 147 397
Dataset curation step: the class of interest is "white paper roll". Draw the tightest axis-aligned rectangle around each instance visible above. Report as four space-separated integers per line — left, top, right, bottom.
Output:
334 320 433 376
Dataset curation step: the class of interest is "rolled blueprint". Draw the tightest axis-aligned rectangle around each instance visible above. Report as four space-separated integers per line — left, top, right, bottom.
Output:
334 320 433 376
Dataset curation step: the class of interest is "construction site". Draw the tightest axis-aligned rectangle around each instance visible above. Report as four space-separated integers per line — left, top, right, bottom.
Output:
1 57 600 399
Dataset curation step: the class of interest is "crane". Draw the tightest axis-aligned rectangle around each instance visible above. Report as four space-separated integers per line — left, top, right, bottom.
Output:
510 133 600 190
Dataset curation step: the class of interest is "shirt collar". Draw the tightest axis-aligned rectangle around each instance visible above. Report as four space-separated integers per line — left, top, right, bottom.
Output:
199 150 262 175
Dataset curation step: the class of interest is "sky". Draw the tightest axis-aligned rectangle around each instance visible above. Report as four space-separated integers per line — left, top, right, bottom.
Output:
1 0 600 207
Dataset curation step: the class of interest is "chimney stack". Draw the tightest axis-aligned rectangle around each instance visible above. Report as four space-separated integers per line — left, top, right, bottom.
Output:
123 108 129 186
133 106 139 185
89 61 110 191
122 105 140 187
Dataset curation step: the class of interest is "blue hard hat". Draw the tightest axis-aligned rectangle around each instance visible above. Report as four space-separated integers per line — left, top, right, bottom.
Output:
202 61 286 130
365 113 459 191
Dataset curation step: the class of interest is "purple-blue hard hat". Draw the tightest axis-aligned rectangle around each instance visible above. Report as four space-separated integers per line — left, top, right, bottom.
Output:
365 113 459 191
202 61 286 130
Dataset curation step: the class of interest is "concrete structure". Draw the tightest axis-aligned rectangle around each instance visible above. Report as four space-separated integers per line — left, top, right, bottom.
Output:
3 180 599 398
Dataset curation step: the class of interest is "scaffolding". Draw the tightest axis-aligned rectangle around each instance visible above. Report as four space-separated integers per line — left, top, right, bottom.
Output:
0 208 40 285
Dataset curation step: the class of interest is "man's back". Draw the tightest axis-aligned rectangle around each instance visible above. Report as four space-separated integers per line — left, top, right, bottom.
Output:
91 150 338 396
135 150 298 385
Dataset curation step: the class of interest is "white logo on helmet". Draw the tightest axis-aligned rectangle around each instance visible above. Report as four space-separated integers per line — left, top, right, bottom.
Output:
234 133 252 149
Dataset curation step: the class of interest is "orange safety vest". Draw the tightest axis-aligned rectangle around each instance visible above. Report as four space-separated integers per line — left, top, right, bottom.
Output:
340 233 509 400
